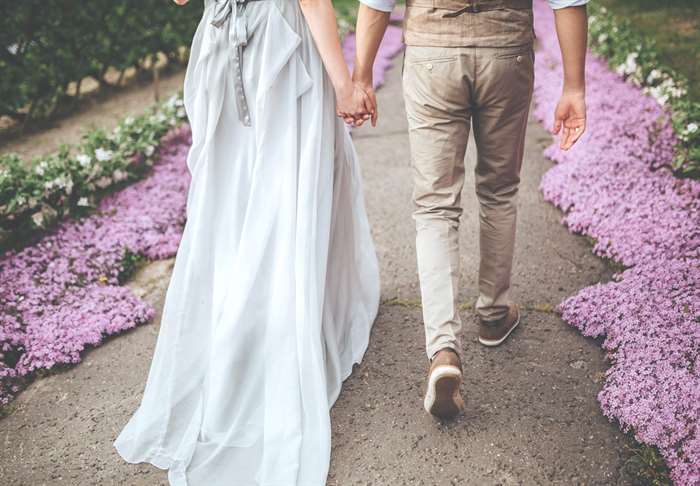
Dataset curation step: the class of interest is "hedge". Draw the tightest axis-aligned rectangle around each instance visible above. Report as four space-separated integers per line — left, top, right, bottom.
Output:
0 94 189 253
0 0 202 122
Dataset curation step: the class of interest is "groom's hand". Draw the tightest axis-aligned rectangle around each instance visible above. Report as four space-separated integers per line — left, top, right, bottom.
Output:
552 90 586 150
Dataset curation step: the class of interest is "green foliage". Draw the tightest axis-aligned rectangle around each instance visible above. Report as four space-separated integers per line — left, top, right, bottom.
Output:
587 3 700 179
119 248 146 283
595 0 700 103
0 94 188 251
623 440 672 486
0 0 201 122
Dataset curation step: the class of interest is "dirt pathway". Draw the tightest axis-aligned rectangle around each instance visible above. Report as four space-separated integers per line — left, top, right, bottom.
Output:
0 70 185 161
0 57 632 485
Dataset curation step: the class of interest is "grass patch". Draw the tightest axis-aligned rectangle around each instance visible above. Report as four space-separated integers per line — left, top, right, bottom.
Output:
597 0 700 102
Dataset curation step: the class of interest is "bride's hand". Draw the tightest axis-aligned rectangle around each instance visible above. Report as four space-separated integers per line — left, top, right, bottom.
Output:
173 0 189 5
335 83 374 127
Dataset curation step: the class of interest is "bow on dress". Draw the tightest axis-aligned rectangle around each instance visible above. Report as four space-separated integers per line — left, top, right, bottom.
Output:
211 0 261 126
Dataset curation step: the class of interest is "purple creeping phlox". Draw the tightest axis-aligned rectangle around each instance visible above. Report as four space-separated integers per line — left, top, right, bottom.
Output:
532 0 700 483
0 27 406 407
0 127 192 406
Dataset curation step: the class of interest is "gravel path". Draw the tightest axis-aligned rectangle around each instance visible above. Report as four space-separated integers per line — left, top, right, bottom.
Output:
0 56 633 486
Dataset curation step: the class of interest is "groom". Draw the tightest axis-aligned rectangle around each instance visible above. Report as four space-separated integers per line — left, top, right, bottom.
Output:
353 0 588 418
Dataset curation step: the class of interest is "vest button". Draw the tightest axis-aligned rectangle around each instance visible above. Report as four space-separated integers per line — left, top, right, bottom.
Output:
426 63 433 71
516 55 523 63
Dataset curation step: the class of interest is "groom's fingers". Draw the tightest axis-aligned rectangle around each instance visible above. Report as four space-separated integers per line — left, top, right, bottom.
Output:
361 97 374 123
368 91 378 127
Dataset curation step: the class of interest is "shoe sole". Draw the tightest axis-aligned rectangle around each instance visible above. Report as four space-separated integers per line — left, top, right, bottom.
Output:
423 365 463 419
478 312 521 347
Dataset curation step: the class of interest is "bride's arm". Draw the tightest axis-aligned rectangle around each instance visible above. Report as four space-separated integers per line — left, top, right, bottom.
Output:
299 0 373 124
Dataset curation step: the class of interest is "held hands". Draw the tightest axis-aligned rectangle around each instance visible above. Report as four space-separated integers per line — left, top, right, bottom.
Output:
553 90 586 150
336 77 377 128
351 72 378 127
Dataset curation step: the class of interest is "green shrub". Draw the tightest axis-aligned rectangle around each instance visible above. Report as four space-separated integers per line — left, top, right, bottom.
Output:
0 94 189 251
0 0 202 122
588 3 700 179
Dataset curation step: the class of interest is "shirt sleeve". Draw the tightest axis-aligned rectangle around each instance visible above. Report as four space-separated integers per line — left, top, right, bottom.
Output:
358 0 396 13
548 0 589 9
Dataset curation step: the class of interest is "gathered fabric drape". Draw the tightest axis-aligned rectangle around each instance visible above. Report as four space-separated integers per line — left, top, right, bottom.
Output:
114 1 380 484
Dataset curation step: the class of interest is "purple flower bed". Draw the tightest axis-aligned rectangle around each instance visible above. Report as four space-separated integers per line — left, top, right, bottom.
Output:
0 29 405 407
0 127 192 405
532 1 700 483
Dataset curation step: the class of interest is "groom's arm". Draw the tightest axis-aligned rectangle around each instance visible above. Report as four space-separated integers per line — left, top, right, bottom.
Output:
353 0 393 126
550 1 588 149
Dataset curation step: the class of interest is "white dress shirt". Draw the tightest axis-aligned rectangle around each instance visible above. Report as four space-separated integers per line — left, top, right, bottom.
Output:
359 0 588 13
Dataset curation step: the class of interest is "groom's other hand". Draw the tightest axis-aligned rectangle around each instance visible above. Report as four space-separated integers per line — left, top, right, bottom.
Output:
353 2 391 127
552 4 588 150
553 90 586 150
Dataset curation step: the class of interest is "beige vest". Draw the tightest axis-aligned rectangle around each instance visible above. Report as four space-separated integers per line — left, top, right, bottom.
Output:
404 0 535 47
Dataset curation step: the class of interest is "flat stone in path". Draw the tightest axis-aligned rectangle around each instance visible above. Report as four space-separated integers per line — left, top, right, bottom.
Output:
0 57 632 485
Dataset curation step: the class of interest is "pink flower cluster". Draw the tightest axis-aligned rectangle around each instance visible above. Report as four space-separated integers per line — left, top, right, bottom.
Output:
532 1 700 483
0 127 192 405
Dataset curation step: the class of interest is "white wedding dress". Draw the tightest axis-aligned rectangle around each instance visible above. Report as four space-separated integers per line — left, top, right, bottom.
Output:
113 0 380 484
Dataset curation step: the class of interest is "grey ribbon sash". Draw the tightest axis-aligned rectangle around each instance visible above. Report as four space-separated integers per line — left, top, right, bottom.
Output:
211 0 264 127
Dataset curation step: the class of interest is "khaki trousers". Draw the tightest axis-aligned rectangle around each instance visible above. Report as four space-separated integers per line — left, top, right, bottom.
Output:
402 44 534 359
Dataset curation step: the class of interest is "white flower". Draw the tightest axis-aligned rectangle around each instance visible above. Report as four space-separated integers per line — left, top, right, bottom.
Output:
646 69 662 84
597 33 608 44
76 153 92 167
670 86 686 99
64 176 74 194
95 176 112 189
113 169 128 182
77 196 90 207
31 211 44 227
155 113 167 124
124 116 135 125
687 123 698 134
177 107 186 119
44 180 54 190
145 145 156 157
95 148 114 162
34 160 49 176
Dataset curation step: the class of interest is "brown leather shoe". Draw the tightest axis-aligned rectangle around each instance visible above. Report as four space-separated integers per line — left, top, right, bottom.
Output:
424 348 464 419
478 303 520 347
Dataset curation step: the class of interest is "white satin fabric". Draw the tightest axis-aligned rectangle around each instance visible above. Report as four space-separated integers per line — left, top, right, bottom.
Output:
113 1 380 484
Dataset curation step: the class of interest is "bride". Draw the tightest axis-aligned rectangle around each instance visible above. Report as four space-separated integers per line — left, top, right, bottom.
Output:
114 0 381 484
